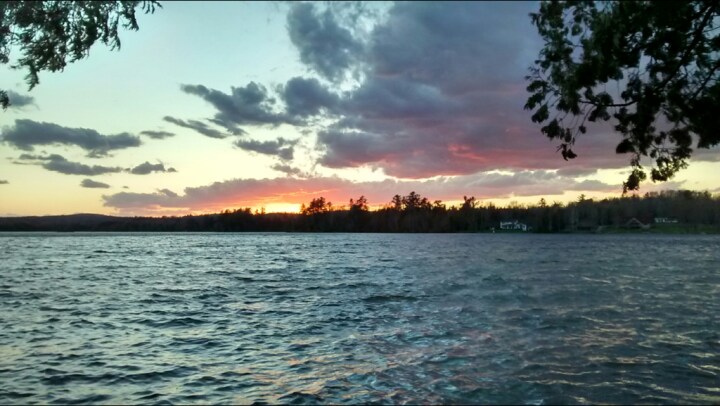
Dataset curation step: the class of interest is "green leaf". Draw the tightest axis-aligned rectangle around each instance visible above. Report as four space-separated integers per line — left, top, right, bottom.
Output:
616 139 635 154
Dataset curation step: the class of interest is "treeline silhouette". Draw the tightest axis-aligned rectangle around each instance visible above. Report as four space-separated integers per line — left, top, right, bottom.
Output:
1 190 719 233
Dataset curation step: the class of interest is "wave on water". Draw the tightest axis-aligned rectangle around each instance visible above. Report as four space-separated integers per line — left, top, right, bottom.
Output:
1 233 719 404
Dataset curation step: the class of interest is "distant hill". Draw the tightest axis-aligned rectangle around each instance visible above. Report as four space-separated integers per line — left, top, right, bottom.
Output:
0 212 298 232
0 213 126 231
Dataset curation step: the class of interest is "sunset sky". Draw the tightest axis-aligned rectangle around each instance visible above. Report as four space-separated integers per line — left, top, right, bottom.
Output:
1 1 719 217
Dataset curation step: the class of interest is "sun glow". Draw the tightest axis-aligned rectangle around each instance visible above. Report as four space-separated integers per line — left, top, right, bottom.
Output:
260 202 302 213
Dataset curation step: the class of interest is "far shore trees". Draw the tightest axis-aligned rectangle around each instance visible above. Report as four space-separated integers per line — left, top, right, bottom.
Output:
2 189 719 233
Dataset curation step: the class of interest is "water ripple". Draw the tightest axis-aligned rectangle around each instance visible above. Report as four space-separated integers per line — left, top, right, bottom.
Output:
1 233 719 404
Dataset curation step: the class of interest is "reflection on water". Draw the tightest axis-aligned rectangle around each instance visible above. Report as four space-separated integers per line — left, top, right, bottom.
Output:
1 233 719 404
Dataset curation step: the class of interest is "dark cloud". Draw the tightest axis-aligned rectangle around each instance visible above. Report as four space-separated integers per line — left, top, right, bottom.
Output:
317 129 398 169
169 6 570 177
104 188 180 211
206 118 246 136
140 130 175 139
157 188 179 198
556 167 599 178
282 77 340 117
42 156 123 176
17 154 124 176
271 163 310 178
344 77 457 119
1 119 141 157
303 2 638 177
102 171 617 214
172 78 338 139
16 153 44 160
129 162 177 175
369 2 538 94
0 180 8 184
80 179 111 189
234 138 297 161
180 83 291 132
692 147 720 162
163 116 227 139
165 2 715 180
286 3 364 82
6 90 35 108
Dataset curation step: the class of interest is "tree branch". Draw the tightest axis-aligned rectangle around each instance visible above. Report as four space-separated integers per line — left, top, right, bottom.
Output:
657 2 718 90
579 99 636 107
689 58 720 101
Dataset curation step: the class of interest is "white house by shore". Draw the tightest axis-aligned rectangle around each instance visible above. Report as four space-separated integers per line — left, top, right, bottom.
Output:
499 220 528 231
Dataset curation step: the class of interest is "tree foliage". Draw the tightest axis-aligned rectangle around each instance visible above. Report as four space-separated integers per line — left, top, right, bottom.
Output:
349 195 369 212
400 191 432 211
300 196 333 215
1 0 161 109
2 189 720 233
526 0 720 192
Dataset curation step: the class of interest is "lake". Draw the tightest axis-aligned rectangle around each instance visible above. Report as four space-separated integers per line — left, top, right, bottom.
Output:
1 233 719 404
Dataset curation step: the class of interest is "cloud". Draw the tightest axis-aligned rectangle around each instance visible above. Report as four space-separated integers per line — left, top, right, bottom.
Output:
317 129 396 168
691 147 720 162
174 2 621 179
157 188 179 198
41 156 123 176
169 3 636 178
172 78 339 141
102 170 618 214
234 138 298 161
286 3 364 82
288 2 635 178
129 161 177 175
140 130 175 139
5 90 35 108
80 179 111 189
23 156 179 176
0 180 8 185
556 167 599 178
369 3 537 93
281 77 340 117
271 163 310 178
179 83 291 132
163 116 227 139
345 77 458 119
16 153 43 160
308 2 546 176
165 2 718 182
1 119 141 157
16 154 124 176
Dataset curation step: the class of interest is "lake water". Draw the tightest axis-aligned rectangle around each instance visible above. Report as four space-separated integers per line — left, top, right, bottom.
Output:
1 233 719 404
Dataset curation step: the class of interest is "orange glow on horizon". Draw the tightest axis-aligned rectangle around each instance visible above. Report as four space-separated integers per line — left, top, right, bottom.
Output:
102 190 628 218
261 203 302 213
137 191 625 217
